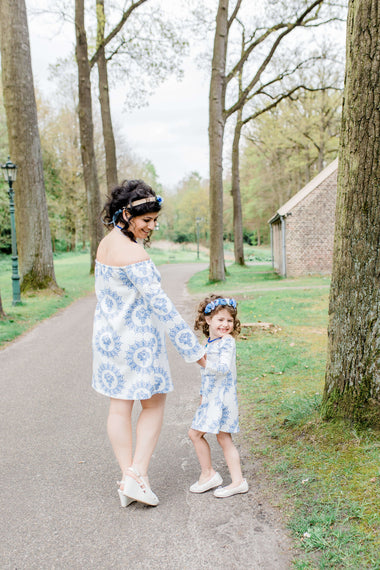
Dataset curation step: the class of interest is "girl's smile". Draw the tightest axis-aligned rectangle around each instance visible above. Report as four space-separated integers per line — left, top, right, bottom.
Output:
206 308 234 339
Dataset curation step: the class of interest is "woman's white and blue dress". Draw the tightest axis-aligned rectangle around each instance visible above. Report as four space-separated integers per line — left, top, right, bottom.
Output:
191 336 239 434
92 259 205 400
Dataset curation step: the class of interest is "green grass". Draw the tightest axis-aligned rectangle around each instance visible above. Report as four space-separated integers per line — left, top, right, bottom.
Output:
223 243 272 262
238 299 380 568
187 265 380 569
148 245 209 264
0 251 95 347
188 262 331 295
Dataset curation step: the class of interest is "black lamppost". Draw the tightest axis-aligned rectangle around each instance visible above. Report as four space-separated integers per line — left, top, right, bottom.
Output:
195 217 203 260
1 157 21 305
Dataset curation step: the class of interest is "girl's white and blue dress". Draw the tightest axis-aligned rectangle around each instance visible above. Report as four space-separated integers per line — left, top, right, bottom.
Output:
191 336 239 434
92 259 205 400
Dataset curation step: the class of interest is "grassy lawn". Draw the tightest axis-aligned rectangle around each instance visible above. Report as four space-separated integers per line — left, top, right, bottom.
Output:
149 244 209 264
188 262 331 295
0 251 95 347
188 263 380 569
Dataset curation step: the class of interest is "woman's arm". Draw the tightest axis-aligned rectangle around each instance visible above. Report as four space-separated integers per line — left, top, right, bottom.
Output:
124 260 205 363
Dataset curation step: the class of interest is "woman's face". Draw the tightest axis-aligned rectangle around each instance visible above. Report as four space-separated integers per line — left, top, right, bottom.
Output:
127 212 159 240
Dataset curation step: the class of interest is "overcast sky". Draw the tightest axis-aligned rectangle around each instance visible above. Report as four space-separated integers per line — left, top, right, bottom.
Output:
27 0 211 190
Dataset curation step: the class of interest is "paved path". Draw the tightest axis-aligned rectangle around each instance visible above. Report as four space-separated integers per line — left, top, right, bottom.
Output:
0 263 292 569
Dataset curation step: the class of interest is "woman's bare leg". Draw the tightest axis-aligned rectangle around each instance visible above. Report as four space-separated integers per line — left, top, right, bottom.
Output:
132 393 167 480
107 398 134 484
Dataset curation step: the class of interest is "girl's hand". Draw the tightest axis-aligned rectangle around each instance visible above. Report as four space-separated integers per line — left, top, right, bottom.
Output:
197 355 207 368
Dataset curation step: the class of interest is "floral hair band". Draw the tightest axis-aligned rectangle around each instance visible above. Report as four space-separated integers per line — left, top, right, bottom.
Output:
130 195 163 207
204 298 237 314
111 195 163 226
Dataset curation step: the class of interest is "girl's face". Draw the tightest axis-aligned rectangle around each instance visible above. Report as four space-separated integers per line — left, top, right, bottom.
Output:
206 308 234 339
127 212 159 240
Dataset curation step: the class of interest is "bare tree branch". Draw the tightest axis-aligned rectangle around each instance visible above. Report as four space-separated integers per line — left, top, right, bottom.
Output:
90 0 148 69
225 0 325 92
225 0 328 119
242 56 326 104
227 0 243 29
240 84 339 126
225 23 288 85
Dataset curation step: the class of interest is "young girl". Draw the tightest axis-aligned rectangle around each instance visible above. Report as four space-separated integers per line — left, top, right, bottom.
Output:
188 295 248 498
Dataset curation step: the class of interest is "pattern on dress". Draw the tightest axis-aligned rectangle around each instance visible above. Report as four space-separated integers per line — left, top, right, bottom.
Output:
92 259 205 400
191 336 239 434
97 363 124 396
94 327 121 358
98 288 124 317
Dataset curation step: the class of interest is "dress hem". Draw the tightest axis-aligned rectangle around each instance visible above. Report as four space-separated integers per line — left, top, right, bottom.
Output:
190 426 240 435
92 385 174 400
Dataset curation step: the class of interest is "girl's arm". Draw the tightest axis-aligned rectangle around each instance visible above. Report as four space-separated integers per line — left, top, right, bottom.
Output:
124 260 205 363
205 336 235 375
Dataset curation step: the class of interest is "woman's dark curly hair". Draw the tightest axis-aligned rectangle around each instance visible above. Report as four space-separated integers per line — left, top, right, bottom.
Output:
101 179 162 244
194 294 241 338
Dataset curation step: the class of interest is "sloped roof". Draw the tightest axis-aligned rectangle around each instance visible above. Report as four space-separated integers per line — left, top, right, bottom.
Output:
268 158 338 224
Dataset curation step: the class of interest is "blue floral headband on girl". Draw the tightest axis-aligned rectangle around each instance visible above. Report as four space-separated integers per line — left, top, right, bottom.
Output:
112 195 163 226
204 298 237 314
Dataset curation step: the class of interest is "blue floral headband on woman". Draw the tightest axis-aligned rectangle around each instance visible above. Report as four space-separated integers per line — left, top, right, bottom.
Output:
204 298 237 314
112 195 163 226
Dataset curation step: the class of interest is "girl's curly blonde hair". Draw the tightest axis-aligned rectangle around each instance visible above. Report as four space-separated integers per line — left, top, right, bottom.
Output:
194 294 241 338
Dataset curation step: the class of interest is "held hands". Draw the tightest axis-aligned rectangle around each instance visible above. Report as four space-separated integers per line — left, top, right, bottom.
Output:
197 355 207 368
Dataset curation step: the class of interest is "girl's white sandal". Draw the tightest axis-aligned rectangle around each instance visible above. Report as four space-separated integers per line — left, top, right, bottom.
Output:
122 466 159 506
213 479 249 498
189 472 223 493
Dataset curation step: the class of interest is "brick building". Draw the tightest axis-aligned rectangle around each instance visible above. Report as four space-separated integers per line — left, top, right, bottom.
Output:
268 158 338 277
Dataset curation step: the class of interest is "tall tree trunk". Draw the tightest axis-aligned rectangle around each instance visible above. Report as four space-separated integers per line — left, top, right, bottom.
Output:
322 0 380 427
96 0 118 192
75 0 103 272
0 291 6 318
231 108 245 265
208 0 229 282
0 0 58 291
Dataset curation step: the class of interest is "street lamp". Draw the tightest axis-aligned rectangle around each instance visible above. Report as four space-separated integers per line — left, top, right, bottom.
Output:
195 217 203 260
1 157 21 305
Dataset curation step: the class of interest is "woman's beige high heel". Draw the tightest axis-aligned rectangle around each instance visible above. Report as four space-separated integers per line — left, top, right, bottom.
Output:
122 466 159 506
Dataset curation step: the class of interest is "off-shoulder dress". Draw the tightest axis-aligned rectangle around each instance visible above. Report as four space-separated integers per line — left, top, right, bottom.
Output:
92 259 205 400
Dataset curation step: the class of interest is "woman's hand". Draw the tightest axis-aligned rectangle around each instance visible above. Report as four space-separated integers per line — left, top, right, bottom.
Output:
197 355 207 368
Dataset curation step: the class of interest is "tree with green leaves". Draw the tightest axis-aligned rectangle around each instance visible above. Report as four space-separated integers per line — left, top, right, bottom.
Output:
92 0 148 192
75 0 104 272
0 0 58 291
322 0 380 427
90 0 187 192
236 76 342 242
208 0 344 280
74 0 187 270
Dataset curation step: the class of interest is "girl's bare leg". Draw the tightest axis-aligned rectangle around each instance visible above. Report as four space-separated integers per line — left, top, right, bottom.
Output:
107 398 134 485
188 428 216 483
216 431 244 487
132 393 167 481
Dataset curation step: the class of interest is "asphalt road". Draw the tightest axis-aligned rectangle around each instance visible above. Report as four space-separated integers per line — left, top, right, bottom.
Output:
0 263 292 569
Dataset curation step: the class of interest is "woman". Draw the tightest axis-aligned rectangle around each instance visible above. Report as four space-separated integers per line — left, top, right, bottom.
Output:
92 179 206 507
